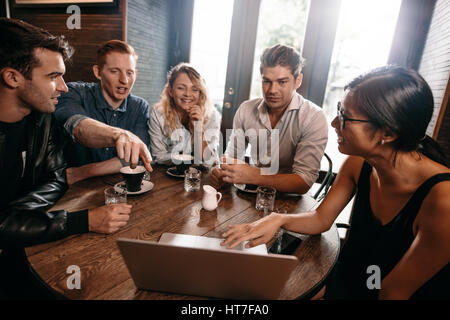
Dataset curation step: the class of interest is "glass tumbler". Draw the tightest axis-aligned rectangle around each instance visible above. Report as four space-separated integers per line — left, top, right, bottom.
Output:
184 169 201 192
255 186 276 212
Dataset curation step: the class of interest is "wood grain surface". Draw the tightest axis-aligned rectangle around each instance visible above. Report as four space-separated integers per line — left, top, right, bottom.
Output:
26 165 339 300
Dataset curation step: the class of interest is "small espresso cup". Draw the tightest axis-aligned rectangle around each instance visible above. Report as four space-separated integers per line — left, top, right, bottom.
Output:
120 165 146 192
172 153 194 175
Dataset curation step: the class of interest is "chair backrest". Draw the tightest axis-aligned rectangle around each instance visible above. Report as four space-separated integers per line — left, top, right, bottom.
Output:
313 153 334 201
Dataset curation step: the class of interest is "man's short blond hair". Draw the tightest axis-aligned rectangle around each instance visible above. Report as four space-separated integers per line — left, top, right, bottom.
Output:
96 40 138 69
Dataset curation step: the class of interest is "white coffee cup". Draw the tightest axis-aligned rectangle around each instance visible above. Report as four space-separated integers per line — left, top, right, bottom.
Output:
172 154 194 174
202 185 222 211
172 153 194 163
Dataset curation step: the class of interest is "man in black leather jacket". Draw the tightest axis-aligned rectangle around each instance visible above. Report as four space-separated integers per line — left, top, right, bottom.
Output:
0 19 146 299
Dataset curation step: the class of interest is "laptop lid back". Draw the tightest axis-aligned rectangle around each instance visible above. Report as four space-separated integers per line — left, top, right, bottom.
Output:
117 238 298 299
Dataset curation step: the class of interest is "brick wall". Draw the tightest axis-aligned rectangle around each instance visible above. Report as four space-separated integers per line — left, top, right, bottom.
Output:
419 0 450 137
127 0 171 108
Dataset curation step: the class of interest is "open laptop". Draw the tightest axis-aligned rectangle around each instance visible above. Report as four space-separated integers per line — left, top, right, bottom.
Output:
117 233 299 299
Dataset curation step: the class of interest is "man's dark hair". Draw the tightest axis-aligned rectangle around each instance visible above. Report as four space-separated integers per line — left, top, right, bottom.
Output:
260 44 305 79
0 18 73 80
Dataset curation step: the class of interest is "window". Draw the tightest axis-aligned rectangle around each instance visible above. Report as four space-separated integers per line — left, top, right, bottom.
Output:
188 0 402 153
322 0 402 120
250 0 310 99
190 0 234 113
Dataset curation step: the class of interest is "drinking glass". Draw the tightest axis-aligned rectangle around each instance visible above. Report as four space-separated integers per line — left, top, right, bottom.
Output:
104 186 127 205
184 169 201 192
255 186 276 212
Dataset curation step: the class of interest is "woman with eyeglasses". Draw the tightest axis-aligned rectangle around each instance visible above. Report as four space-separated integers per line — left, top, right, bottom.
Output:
221 66 450 300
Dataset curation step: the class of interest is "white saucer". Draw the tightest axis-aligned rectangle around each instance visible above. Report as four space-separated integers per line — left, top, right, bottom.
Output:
114 180 154 195
166 167 185 178
234 184 258 194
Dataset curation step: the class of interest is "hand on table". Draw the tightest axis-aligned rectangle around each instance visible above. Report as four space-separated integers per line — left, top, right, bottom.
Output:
210 167 226 189
220 213 283 249
220 156 259 185
88 203 132 234
210 156 246 189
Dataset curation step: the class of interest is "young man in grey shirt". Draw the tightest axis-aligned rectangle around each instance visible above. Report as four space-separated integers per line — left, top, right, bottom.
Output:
211 44 328 194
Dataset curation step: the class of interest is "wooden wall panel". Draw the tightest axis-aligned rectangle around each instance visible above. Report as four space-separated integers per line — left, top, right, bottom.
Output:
9 0 126 83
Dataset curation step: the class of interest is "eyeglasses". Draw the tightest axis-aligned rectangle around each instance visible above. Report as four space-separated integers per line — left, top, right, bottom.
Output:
337 101 373 129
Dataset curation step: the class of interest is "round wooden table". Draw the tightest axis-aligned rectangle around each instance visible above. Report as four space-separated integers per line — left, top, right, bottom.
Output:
26 165 340 300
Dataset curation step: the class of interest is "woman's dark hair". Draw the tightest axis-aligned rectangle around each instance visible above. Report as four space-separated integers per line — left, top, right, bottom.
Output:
0 18 73 80
345 65 448 167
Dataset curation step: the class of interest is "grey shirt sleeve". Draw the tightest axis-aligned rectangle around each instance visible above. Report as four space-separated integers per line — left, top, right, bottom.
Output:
291 109 328 187
148 106 174 165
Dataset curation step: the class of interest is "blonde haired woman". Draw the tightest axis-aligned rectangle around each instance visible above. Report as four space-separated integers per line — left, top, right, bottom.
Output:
149 63 221 165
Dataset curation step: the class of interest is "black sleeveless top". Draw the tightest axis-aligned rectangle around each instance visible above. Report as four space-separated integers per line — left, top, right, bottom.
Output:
325 161 450 300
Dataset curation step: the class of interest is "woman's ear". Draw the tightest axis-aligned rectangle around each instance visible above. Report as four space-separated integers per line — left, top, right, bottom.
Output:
381 128 397 145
